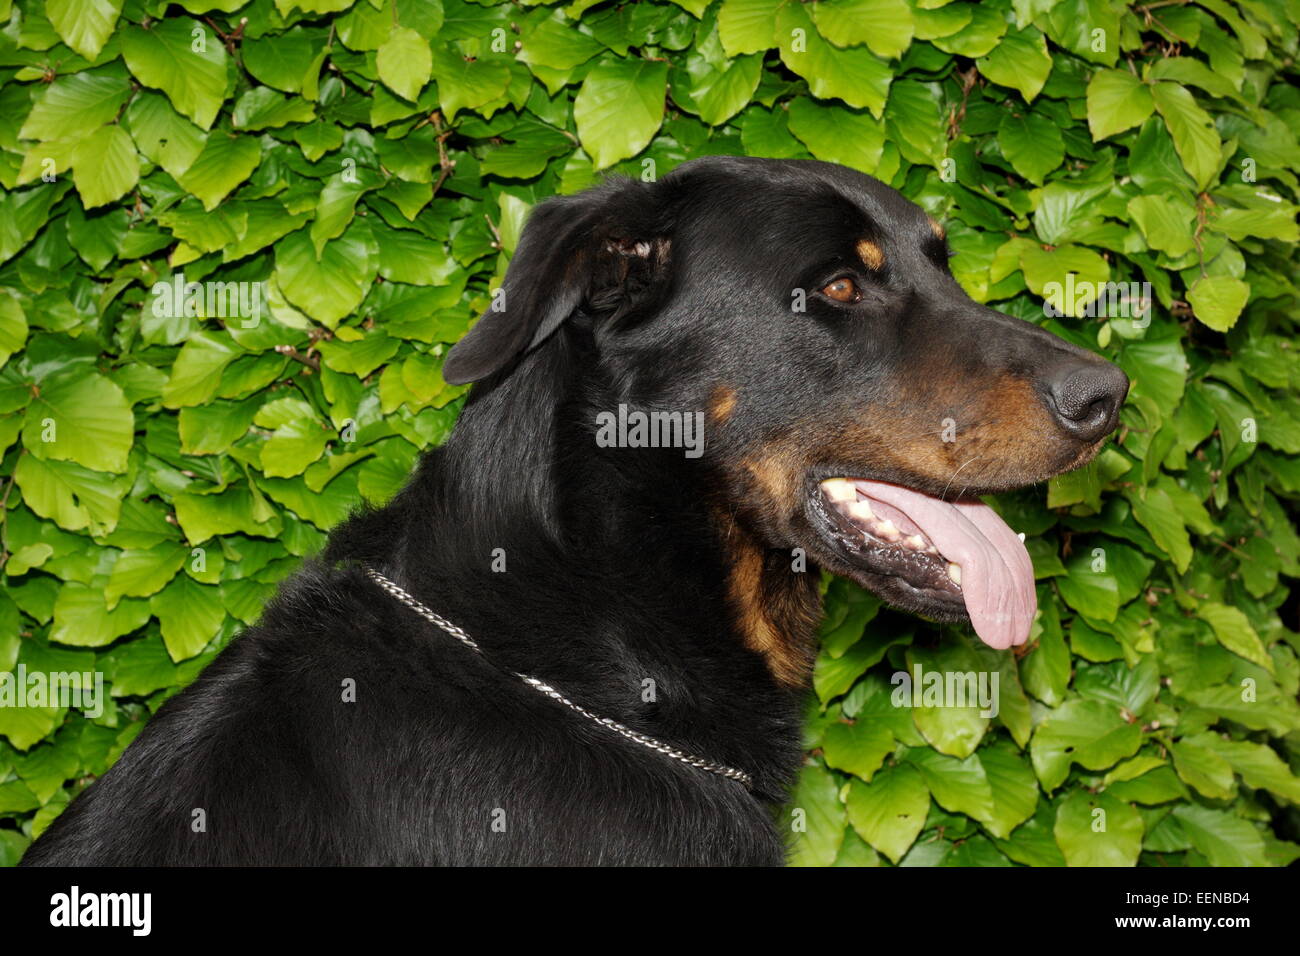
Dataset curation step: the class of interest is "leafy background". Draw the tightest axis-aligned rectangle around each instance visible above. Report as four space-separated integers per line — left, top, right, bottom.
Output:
0 0 1297 867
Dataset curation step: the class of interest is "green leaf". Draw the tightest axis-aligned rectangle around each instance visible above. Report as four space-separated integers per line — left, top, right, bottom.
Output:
242 26 324 94
478 119 573 179
124 92 206 180
45 0 124 59
1195 602 1272 671
294 121 347 163
0 296 29 366
275 221 378 327
121 18 230 130
998 111 1063 185
310 173 371 255
161 332 244 409
70 125 139 210
102 634 180 697
18 72 132 143
1150 81 1221 191
1085 69 1153 141
574 58 668 170
255 396 330 478
1053 789 1143 866
175 132 262 210
822 719 893 782
1209 205 1300 242
904 644 991 758
786 762 846 866
979 740 1039 838
377 27 433 103
150 573 225 661
810 0 914 60
678 52 762 128
1171 804 1267 866
51 582 150 647
978 26 1050 102
1127 194 1196 257
173 486 281 544
105 544 190 605
232 87 316 130
22 372 134 473
1169 738 1235 799
518 12 604 71
903 747 995 822
1020 244 1111 317
12 455 127 535
1030 698 1142 791
885 79 944 166
718 0 780 57
845 763 930 863
1187 275 1250 333
931 3 1005 57
786 98 884 174
777 2 891 116
1193 736 1300 804
1125 486 1192 573
428 45 512 121
1055 549 1119 622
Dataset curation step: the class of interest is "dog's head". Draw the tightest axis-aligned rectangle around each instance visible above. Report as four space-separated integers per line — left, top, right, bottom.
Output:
445 157 1127 662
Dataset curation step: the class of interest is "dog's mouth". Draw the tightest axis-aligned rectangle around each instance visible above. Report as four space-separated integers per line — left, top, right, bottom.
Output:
808 478 1036 649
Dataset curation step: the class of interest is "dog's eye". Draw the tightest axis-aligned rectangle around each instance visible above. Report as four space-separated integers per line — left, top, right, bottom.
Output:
822 278 860 303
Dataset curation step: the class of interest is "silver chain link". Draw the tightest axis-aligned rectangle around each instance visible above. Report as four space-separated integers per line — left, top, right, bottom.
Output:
363 566 754 790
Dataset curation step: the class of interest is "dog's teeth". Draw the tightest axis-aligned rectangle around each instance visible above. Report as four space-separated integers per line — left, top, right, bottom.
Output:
847 499 874 521
1017 532 1026 542
947 562 962 585
905 534 926 551
875 519 900 541
823 478 856 503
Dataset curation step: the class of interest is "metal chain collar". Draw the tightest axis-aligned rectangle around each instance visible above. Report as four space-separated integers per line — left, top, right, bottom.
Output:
362 566 755 790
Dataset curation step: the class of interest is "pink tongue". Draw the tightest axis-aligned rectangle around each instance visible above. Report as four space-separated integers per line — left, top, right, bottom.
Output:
851 480 1036 649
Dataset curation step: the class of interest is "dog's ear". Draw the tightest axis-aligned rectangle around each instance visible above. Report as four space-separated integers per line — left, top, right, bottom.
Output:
442 183 670 385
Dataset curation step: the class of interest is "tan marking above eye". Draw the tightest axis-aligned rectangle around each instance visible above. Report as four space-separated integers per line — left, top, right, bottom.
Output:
855 239 885 271
709 385 739 422
822 278 860 303
929 218 946 241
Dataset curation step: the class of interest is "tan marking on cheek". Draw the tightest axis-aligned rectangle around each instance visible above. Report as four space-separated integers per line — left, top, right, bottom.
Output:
742 449 799 505
856 239 885 271
929 218 945 241
721 522 820 688
709 385 738 423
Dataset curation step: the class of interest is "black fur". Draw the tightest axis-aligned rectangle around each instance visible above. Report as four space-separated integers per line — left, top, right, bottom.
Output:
21 157 1126 866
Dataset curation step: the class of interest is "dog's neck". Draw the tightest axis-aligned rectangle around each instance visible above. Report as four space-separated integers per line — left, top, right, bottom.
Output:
386 338 823 690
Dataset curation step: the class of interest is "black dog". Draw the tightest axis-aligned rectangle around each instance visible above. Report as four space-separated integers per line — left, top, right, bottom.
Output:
22 157 1127 866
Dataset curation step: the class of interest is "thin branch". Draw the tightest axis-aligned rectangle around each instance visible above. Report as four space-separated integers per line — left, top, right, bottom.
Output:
275 344 321 372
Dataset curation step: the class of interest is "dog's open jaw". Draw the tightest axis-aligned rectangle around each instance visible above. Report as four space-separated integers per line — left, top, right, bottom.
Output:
818 478 1036 650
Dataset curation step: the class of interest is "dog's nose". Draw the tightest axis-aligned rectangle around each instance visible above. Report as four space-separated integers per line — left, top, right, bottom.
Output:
1045 360 1129 442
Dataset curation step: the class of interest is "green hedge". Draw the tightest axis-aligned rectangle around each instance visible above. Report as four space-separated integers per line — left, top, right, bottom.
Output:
1 0 1298 866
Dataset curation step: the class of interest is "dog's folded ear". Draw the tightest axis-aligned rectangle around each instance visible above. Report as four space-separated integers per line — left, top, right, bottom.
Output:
442 181 671 385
